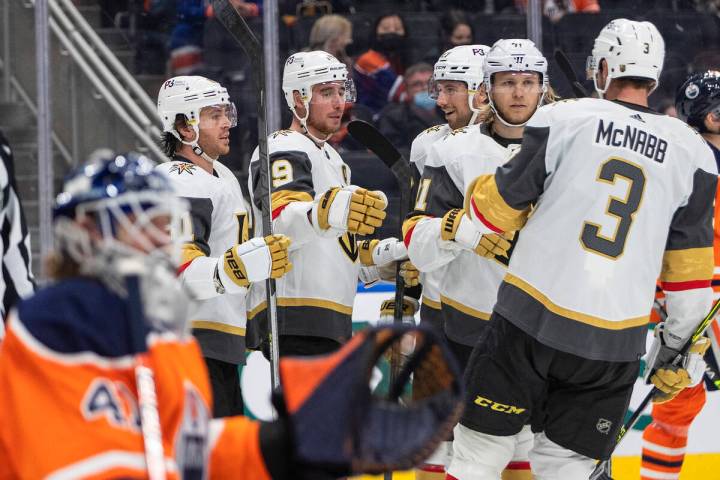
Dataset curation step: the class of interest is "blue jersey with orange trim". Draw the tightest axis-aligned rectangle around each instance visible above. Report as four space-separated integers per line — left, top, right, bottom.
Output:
0 278 272 479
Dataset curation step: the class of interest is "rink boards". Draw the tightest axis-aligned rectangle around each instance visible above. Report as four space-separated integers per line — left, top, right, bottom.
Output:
241 284 720 479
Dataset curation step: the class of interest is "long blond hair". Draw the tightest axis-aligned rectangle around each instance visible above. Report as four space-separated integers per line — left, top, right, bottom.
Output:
478 84 560 127
309 15 352 51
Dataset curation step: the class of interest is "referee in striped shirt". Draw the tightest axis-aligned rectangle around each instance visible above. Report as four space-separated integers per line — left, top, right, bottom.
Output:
0 129 35 338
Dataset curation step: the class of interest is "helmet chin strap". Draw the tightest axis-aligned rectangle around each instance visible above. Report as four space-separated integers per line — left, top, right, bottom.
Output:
593 71 610 99
295 103 333 145
466 91 482 127
174 125 218 163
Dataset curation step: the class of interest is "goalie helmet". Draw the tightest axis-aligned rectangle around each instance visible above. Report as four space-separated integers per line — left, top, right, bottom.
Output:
587 19 665 98
54 150 188 279
157 76 237 162
483 39 548 127
429 44 490 126
676 71 720 132
282 51 356 142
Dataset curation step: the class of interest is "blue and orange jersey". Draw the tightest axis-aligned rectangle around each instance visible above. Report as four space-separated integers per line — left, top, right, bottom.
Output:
0 278 272 479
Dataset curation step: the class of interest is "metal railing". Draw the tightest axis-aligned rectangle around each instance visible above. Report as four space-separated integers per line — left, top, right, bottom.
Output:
0 0 165 163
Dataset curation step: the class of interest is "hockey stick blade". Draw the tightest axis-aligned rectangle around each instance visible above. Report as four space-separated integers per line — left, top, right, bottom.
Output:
347 120 414 198
553 48 589 99
590 298 720 479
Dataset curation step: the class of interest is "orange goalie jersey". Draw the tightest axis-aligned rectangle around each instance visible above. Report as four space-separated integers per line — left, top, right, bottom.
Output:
0 278 276 479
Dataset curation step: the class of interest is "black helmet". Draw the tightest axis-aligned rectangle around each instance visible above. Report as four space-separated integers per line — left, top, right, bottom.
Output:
675 70 720 132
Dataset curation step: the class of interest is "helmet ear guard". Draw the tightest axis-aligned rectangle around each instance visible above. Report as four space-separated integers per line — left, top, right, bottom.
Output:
282 51 354 143
156 76 237 162
483 39 548 127
675 70 720 132
588 19 665 98
430 44 490 127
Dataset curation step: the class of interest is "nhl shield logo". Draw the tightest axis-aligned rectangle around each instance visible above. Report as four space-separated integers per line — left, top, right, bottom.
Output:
596 418 613 435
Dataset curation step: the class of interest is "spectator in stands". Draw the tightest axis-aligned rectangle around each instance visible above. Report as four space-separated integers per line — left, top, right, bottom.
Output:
169 0 261 75
307 14 354 69
515 0 599 22
353 13 409 115
377 63 443 158
440 9 474 52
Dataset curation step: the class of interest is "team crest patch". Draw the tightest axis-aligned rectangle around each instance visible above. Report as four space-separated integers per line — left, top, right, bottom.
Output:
446 127 468 138
596 418 612 435
423 125 443 135
169 163 197 175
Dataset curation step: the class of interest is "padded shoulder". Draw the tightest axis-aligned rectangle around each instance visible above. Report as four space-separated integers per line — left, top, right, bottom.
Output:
17 278 146 358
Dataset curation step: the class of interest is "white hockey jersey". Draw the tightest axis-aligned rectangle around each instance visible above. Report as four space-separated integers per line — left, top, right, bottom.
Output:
157 157 252 364
467 98 718 362
407 124 521 346
408 124 451 328
248 130 359 343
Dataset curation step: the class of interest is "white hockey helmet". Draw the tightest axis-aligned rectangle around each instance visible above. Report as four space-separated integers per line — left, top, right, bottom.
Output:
483 39 548 127
282 51 355 141
587 19 665 98
429 44 490 126
157 76 237 161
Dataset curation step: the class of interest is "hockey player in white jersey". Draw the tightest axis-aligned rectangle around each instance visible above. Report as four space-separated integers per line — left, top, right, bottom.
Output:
404 44 489 480
248 51 406 357
156 76 292 417
458 19 716 480
406 39 551 480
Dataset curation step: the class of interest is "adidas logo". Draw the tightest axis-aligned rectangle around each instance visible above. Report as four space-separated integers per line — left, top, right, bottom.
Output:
630 113 645 123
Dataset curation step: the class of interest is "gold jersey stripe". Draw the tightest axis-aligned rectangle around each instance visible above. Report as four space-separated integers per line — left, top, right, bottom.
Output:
466 175 529 233
440 295 491 320
402 214 429 240
505 273 649 330
247 301 267 320
271 190 313 211
660 247 714 283
421 296 441 310
181 243 206 265
191 320 246 336
277 297 353 315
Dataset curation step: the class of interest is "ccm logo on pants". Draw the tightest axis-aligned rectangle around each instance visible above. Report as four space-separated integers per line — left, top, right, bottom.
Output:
474 396 526 415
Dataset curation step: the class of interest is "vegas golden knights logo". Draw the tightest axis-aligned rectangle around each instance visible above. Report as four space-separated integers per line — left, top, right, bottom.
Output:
338 233 358 261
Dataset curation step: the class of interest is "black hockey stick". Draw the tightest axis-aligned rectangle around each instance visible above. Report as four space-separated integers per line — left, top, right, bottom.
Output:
347 120 414 476
211 0 281 389
554 48 590 99
590 298 720 480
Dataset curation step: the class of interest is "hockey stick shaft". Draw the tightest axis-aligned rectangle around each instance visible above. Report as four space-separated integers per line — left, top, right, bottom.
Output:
591 297 720 479
125 273 166 480
212 0 281 389
553 48 589 99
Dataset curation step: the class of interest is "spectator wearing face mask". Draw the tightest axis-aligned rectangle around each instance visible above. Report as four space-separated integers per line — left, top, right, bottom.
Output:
377 63 443 159
353 13 409 114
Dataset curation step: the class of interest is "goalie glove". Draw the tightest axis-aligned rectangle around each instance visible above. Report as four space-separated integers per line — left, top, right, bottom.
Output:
273 324 464 479
646 322 711 403
311 186 387 237
441 208 511 259
216 235 292 294
359 237 408 267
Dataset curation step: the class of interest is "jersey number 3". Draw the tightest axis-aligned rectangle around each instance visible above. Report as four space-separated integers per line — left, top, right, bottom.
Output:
580 157 645 259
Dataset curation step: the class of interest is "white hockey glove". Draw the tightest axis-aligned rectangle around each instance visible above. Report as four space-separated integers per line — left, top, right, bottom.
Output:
359 237 408 267
645 322 711 403
440 208 511 259
378 296 419 326
216 235 292 294
311 186 387 237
